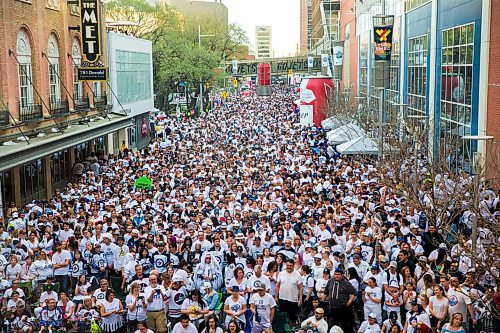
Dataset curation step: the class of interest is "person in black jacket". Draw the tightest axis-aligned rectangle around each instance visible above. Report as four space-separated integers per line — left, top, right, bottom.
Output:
322 268 357 333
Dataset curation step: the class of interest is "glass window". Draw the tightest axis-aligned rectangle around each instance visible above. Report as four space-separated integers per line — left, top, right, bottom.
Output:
405 0 431 12
51 150 69 186
20 159 45 205
440 23 474 171
407 35 428 116
116 50 152 104
359 41 369 96
49 63 61 103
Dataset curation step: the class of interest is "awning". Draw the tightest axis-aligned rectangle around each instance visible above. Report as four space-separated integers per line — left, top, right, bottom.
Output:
321 116 348 131
336 136 381 155
0 115 133 172
327 123 366 144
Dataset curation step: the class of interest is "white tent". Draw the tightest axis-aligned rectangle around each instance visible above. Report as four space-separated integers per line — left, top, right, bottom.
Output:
336 136 381 155
321 117 337 131
327 123 366 144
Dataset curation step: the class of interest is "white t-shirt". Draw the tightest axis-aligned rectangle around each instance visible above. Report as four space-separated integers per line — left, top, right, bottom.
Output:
358 321 381 333
277 270 302 302
429 296 449 318
250 292 276 328
247 274 271 292
447 288 471 320
52 250 71 275
364 286 382 307
172 322 198 333
224 295 246 325
93 288 107 305
144 285 167 311
126 293 147 321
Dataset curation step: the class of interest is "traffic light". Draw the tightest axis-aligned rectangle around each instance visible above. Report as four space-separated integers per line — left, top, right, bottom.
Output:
233 79 238 88
288 69 293 76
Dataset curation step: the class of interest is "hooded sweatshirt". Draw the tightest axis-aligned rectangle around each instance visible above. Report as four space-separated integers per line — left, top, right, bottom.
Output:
324 277 357 309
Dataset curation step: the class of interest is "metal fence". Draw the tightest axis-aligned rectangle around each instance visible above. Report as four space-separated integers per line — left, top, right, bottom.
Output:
18 102 43 123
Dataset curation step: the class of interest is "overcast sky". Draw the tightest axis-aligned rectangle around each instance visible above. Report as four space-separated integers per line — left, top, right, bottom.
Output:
221 0 300 57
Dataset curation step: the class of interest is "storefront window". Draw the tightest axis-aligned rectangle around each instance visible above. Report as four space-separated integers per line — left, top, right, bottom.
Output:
0 170 13 215
407 34 428 116
75 142 89 161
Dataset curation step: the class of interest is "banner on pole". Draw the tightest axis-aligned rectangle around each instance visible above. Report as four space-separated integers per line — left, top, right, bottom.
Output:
373 23 394 61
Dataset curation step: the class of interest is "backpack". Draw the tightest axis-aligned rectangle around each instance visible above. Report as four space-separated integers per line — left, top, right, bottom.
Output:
385 269 401 286
306 275 318 298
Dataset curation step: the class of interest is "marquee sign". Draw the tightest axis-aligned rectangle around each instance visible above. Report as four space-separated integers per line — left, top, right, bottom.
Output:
226 56 322 76
78 0 107 81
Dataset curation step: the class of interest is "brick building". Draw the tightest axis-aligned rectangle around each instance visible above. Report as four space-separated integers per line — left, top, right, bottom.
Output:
0 0 150 213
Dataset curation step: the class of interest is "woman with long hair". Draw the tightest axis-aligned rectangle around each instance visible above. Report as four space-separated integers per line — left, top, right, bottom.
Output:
265 261 279 296
401 266 416 287
73 274 92 311
57 291 76 329
403 302 431 333
429 284 449 333
421 274 435 298
39 231 54 254
224 319 244 333
202 314 224 333
125 281 147 332
181 289 210 327
227 267 248 296
136 247 153 276
70 250 86 291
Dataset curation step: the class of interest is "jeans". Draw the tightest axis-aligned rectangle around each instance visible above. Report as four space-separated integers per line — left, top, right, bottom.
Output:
55 275 69 293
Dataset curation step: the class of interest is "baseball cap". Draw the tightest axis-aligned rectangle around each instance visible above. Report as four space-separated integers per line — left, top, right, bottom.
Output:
410 223 419 229
202 282 212 289
230 285 240 292
172 275 183 283
254 281 265 290
368 313 377 319
419 256 428 262
388 228 396 234
380 256 389 263
389 261 397 268
315 308 324 314
389 311 398 320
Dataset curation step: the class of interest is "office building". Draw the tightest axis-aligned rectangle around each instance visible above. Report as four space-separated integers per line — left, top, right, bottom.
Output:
255 26 272 59
299 0 313 55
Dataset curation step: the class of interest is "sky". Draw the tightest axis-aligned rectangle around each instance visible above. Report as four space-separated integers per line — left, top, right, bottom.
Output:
221 0 300 57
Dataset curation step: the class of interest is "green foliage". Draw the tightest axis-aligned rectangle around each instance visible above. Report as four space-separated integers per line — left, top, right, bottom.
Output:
104 0 249 109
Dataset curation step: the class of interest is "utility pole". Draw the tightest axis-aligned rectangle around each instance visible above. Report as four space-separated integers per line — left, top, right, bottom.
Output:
198 25 215 115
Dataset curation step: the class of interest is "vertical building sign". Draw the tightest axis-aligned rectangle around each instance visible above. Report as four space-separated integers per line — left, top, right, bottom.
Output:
373 21 394 61
78 0 107 81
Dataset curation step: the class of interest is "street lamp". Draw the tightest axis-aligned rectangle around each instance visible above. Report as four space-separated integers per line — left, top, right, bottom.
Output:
461 135 494 266
198 25 215 114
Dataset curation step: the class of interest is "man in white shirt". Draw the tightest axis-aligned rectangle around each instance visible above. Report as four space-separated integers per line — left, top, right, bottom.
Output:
51 241 71 293
172 314 198 333
358 313 381 333
299 307 328 333
247 265 271 294
250 282 276 333
144 274 168 333
275 259 303 325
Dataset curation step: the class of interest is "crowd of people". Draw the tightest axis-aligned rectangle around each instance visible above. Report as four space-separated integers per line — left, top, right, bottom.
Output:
0 86 497 333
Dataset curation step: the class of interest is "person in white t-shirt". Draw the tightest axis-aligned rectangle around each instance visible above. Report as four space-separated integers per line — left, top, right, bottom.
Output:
357 313 381 333
52 242 71 293
250 282 276 333
172 314 198 333
275 259 303 325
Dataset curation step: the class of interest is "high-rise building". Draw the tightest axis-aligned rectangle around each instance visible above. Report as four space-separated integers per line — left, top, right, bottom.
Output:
255 26 273 59
310 0 340 55
300 0 313 55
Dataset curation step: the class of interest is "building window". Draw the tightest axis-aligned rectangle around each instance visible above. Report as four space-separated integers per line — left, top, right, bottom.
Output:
359 40 369 96
75 142 89 161
0 170 13 216
16 29 34 109
440 23 474 171
405 0 430 12
116 50 152 104
128 127 137 147
93 82 101 98
20 159 45 204
47 34 61 104
72 39 83 100
407 34 428 116
50 150 69 188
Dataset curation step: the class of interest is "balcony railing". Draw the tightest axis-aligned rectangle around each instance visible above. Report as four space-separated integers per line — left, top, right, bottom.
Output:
74 95 90 114
19 102 43 123
50 99 70 117
0 108 9 126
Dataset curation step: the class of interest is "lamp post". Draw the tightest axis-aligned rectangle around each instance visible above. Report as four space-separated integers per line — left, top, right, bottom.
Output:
198 25 215 115
461 135 494 267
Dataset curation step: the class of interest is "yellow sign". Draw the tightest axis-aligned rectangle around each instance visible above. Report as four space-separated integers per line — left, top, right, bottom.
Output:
288 69 293 76
221 92 228 99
